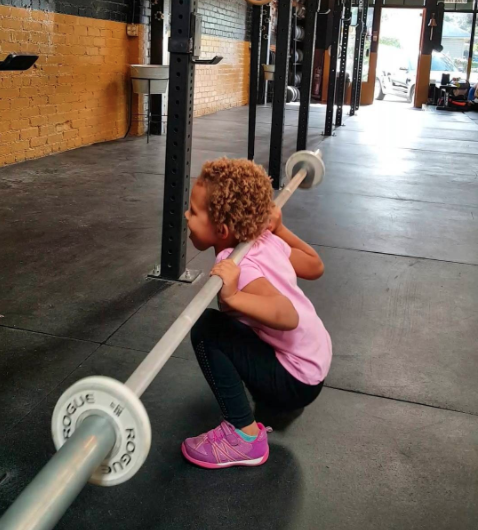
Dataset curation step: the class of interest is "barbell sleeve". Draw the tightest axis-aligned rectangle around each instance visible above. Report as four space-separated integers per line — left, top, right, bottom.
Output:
0 416 116 530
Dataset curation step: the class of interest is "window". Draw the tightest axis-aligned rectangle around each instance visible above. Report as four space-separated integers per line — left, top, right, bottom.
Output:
431 53 457 71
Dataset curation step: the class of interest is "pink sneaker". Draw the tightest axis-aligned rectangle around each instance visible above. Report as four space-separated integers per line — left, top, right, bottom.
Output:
181 421 270 469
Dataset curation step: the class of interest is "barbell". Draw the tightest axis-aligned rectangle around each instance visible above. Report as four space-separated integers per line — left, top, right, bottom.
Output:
0 148 325 530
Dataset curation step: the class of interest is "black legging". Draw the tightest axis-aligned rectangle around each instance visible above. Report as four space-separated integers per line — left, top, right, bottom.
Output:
191 309 324 429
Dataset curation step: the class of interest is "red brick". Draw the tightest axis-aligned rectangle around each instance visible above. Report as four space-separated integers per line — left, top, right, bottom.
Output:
0 99 12 111
30 136 48 148
39 125 55 137
74 25 88 36
25 21 44 32
10 8 31 19
19 86 39 98
10 140 30 153
47 133 63 145
87 27 101 37
20 127 39 140
20 106 39 119
34 96 49 106
39 105 56 116
54 23 74 35
63 130 78 141
1 88 20 98
11 118 31 132
3 18 23 30
11 98 30 109
0 120 10 134
31 10 48 21
30 115 48 127
1 131 20 143
0 154 17 167
0 6 13 17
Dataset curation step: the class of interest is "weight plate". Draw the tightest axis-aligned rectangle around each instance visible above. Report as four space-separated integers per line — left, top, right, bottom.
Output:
285 150 325 188
52 376 152 487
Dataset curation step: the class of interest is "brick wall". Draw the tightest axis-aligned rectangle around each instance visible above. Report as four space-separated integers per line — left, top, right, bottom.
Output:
0 5 148 167
194 35 250 117
193 0 251 116
198 0 250 41
0 0 251 167
0 0 151 24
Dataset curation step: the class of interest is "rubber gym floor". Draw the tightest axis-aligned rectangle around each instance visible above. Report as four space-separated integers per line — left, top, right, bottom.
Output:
1 101 478 529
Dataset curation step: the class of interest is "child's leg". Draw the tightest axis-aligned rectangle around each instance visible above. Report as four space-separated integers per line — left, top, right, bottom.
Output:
183 308 323 468
191 308 323 426
191 308 275 431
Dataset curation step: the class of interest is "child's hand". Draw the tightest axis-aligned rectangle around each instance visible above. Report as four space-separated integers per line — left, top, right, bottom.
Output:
211 259 240 302
268 206 283 234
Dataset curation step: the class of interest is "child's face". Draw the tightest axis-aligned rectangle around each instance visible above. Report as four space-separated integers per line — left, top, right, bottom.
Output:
185 181 219 251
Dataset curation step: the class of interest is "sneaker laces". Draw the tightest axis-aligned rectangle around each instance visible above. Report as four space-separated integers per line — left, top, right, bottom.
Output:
207 424 226 443
207 422 273 442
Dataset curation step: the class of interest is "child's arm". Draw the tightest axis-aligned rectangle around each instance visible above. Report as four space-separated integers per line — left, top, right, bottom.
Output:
211 260 299 331
270 207 324 280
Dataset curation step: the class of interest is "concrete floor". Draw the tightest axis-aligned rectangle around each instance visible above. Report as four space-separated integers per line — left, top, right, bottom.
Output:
1 101 478 529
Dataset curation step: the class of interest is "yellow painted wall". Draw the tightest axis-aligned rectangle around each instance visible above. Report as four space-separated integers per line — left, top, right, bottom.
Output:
0 7 252 167
0 5 148 167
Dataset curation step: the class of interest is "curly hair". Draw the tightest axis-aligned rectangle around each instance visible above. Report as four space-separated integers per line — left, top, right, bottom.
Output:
199 158 273 242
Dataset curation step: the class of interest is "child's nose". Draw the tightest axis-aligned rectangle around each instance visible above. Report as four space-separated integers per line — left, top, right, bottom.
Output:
185 210 190 221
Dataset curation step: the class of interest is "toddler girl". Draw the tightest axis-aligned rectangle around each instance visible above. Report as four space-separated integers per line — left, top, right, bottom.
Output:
182 158 332 469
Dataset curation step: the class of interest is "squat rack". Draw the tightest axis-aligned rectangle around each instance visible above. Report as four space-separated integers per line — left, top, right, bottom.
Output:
335 0 352 127
323 0 345 136
350 0 369 116
153 0 222 283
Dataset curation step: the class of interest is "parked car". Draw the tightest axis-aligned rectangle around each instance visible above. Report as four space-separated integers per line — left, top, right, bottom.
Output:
375 45 473 102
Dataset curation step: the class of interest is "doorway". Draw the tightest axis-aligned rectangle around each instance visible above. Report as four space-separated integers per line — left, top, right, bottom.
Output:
375 8 423 105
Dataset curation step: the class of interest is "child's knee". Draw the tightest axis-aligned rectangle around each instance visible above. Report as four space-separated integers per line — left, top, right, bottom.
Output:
191 308 221 349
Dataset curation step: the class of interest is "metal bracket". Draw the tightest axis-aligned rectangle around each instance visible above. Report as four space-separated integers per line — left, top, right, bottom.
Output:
0 54 38 71
168 12 222 66
192 56 223 65
148 266 202 284
168 37 192 54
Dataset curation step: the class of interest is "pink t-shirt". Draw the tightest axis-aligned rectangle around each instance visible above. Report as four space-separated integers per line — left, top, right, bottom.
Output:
216 231 332 385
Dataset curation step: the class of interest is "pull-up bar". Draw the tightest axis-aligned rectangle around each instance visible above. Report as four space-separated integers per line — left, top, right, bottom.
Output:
0 149 325 530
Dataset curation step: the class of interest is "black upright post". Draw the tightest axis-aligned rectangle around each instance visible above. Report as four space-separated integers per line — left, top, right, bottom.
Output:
354 0 369 112
335 0 351 127
350 0 364 116
290 7 297 87
248 5 263 161
258 4 272 104
159 0 196 281
297 0 319 151
269 0 293 189
467 8 476 81
150 0 164 135
324 0 343 136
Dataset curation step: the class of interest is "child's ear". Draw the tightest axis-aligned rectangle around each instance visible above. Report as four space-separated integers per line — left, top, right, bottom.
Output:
217 224 230 240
